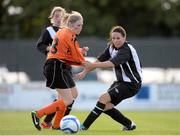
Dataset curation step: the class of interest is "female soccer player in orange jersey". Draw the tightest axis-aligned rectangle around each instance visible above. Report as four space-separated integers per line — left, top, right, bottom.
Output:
36 7 86 130
31 11 88 131
36 6 66 129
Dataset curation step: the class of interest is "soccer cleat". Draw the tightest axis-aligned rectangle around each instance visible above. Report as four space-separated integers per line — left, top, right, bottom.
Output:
31 111 41 131
79 124 87 131
40 121 52 129
122 121 136 131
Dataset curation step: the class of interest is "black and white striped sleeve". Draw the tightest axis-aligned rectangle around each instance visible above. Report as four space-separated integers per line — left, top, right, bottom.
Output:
36 29 52 55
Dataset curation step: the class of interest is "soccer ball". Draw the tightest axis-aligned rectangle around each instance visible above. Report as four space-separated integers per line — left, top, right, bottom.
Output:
60 115 81 134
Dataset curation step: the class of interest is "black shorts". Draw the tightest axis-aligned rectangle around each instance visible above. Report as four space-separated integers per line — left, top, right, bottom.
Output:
108 81 141 106
43 58 75 89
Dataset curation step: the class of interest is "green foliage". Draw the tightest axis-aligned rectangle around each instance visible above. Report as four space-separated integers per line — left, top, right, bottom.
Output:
0 0 180 38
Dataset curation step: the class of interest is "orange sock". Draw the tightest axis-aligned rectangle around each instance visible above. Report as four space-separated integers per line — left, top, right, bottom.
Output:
36 99 66 118
52 108 66 128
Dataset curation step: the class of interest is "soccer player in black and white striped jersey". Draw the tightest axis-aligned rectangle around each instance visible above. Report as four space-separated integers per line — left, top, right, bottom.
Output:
76 26 142 131
36 7 65 55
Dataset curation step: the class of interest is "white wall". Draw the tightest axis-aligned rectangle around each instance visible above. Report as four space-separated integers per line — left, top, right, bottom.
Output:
0 81 180 111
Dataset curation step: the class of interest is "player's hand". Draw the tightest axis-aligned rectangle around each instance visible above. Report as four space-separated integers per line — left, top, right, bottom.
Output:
74 71 87 80
81 46 89 56
46 44 51 51
83 61 94 70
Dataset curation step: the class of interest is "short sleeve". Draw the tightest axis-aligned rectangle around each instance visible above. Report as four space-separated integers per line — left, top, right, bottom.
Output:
97 46 111 62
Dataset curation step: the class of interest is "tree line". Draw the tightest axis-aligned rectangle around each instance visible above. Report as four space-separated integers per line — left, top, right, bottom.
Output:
0 0 180 39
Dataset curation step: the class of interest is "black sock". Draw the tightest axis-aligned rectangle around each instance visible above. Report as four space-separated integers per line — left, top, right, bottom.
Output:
104 108 131 127
44 99 57 123
64 100 75 116
83 101 105 129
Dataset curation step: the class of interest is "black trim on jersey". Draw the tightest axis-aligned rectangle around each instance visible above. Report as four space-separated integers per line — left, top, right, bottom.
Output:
114 65 123 81
128 52 142 83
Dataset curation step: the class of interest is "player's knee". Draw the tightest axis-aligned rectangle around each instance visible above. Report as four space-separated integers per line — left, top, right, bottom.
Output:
105 103 114 110
98 93 110 104
72 91 78 99
64 98 74 106
71 88 78 99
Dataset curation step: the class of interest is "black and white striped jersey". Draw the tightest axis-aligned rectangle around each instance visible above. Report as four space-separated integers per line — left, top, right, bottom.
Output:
97 42 142 83
36 26 59 55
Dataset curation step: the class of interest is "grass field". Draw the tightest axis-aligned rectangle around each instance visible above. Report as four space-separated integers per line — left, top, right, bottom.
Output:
0 111 180 135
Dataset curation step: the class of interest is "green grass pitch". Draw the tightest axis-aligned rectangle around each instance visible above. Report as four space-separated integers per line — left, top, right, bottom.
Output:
0 111 180 135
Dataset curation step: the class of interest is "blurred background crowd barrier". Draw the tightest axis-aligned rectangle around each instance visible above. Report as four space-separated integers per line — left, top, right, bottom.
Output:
0 81 180 111
0 37 180 82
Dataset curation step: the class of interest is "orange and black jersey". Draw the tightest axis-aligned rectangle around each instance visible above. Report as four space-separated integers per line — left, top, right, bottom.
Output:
47 28 85 66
